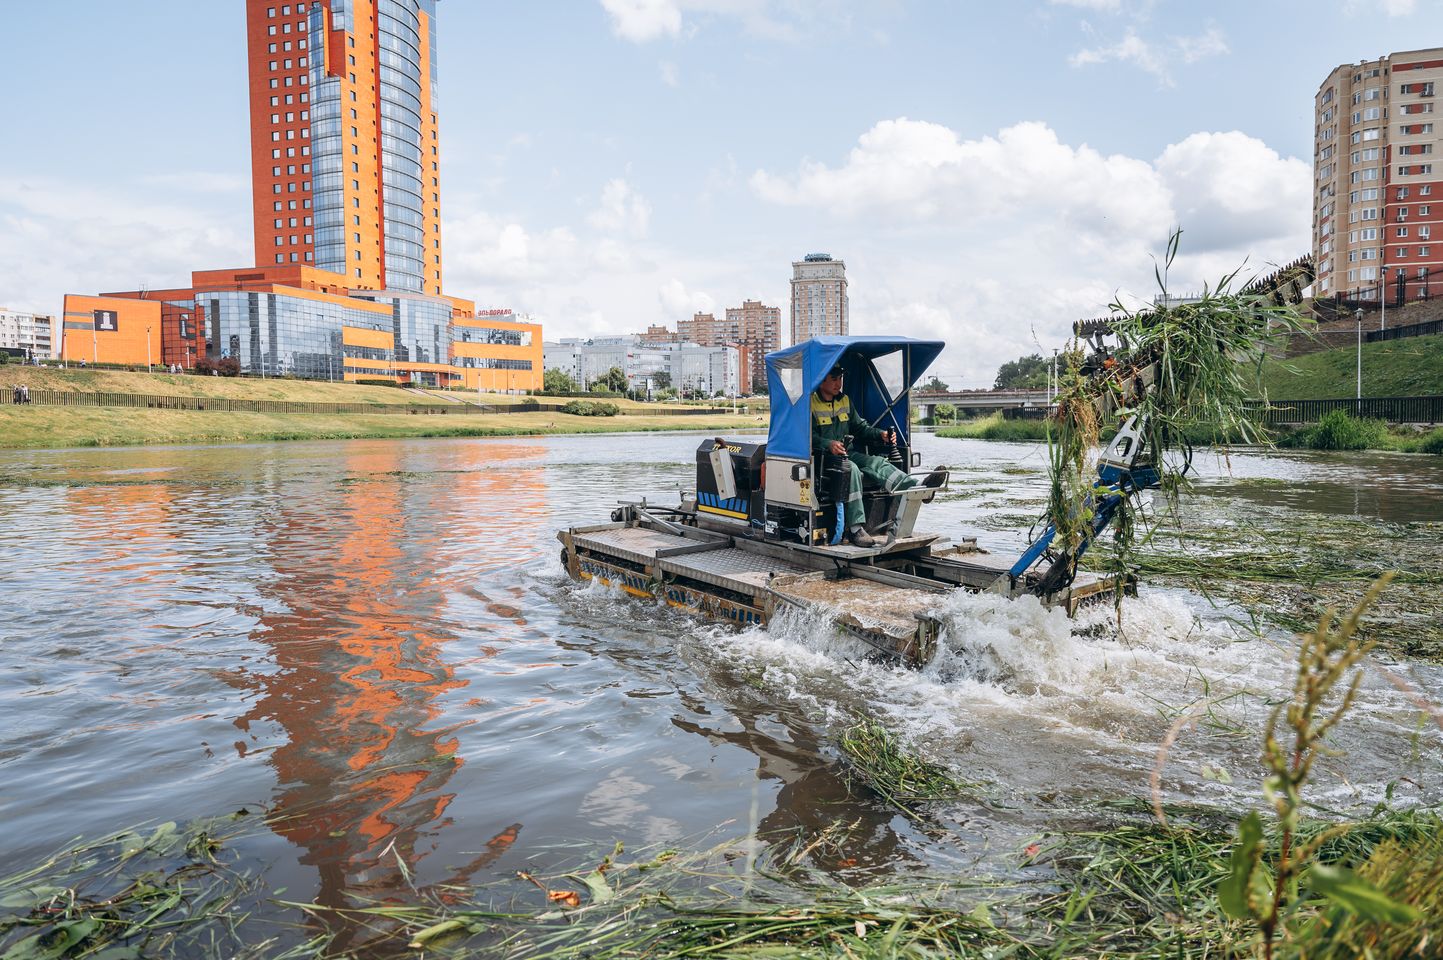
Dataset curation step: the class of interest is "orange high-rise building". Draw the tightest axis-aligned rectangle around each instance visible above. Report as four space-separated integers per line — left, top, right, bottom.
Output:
245 0 443 295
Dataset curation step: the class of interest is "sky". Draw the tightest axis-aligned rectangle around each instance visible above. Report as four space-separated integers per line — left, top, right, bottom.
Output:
0 0 1435 386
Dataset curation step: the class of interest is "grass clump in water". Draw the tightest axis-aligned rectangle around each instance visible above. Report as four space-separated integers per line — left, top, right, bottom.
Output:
838 718 975 819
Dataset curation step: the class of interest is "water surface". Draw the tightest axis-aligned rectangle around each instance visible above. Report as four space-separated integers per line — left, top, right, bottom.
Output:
1 433 1440 932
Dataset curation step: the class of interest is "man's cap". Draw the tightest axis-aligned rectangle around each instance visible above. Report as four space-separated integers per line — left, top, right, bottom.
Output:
827 364 845 378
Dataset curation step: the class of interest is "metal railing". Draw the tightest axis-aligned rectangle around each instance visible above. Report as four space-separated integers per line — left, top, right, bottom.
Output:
0 387 731 417
1366 318 1443 342
1248 395 1443 425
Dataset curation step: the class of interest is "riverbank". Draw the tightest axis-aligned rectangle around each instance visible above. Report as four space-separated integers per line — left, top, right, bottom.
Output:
936 411 1443 454
0 405 764 449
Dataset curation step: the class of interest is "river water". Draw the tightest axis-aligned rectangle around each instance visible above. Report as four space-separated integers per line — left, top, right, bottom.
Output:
1 433 1440 929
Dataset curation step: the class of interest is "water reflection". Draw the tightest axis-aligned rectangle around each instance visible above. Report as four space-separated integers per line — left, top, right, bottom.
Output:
218 441 550 950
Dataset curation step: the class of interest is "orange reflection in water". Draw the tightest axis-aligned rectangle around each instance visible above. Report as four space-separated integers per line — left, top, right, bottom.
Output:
222 440 547 952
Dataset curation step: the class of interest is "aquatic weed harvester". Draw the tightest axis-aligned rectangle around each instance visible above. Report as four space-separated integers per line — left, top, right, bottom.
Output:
559 248 1313 666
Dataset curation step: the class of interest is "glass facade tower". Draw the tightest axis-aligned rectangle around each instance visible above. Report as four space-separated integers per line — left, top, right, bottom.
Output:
248 0 443 295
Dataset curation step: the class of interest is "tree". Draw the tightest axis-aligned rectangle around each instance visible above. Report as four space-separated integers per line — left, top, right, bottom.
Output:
933 402 957 424
543 368 578 394
596 366 628 394
651 370 671 390
919 375 950 392
993 353 1050 390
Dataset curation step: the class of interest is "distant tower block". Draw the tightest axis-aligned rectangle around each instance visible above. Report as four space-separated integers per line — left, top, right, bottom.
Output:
790 253 848 344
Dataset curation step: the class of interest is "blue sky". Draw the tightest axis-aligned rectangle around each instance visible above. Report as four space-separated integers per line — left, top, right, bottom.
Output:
0 0 1434 385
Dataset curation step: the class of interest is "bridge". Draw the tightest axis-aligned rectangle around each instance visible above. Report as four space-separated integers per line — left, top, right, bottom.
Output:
913 389 1051 420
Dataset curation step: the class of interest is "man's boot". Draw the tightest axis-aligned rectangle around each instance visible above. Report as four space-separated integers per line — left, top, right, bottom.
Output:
847 526 878 548
922 467 947 488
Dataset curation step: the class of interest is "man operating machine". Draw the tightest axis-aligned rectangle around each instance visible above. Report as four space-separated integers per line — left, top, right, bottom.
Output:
810 364 944 547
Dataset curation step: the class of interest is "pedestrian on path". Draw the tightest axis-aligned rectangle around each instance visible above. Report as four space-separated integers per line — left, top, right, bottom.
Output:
21 385 30 404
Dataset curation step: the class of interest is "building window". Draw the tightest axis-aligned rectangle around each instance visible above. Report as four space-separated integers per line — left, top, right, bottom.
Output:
275 237 284 246
1398 227 1409 237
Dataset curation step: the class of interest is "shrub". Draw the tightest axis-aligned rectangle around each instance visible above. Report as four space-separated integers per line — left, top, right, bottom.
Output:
560 400 619 417
1302 410 1389 451
1417 427 1443 455
0 353 9 365
216 357 241 378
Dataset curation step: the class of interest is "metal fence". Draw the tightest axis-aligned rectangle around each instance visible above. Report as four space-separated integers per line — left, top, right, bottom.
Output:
1248 396 1443 425
0 388 732 417
1367 318 1443 343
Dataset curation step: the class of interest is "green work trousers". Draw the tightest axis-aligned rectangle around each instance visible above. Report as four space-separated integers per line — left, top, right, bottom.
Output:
838 452 916 530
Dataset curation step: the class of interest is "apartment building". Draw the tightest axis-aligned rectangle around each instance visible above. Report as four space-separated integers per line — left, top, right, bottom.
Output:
0 309 56 360
1313 47 1442 302
790 253 847 344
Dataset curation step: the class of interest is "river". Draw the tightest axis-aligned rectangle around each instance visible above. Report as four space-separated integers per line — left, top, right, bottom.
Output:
1 432 1440 940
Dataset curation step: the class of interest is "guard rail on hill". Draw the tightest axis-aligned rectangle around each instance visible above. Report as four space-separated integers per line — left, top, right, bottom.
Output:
0 388 730 417
1248 396 1443 425
1366 319 1443 343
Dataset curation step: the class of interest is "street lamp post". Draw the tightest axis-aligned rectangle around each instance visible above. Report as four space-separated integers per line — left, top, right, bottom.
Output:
146 326 152 374
1051 348 1059 406
1354 307 1363 406
1380 266 1387 332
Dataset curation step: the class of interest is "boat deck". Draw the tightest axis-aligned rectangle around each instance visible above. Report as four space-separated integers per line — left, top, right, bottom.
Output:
562 518 1121 665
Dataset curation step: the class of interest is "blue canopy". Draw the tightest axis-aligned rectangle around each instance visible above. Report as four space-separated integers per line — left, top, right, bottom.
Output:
764 336 945 461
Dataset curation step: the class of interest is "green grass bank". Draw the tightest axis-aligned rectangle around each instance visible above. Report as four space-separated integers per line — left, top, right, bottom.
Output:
1253 333 1443 399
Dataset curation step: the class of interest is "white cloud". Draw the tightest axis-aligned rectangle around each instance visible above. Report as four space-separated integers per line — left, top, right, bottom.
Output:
659 60 680 87
600 0 682 42
658 278 716 317
1174 26 1229 64
752 118 1170 236
599 0 830 44
1048 0 1122 10
750 117 1310 385
588 178 652 238
0 177 248 314
1348 0 1415 14
1069 26 1229 84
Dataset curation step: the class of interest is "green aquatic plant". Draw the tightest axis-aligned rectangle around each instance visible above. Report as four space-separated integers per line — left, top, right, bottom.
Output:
1217 575 1437 959
1046 231 1311 592
838 718 976 819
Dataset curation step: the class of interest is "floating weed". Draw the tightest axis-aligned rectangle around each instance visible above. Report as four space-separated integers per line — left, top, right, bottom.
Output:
0 810 272 960
838 718 980 820
4 806 1441 958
